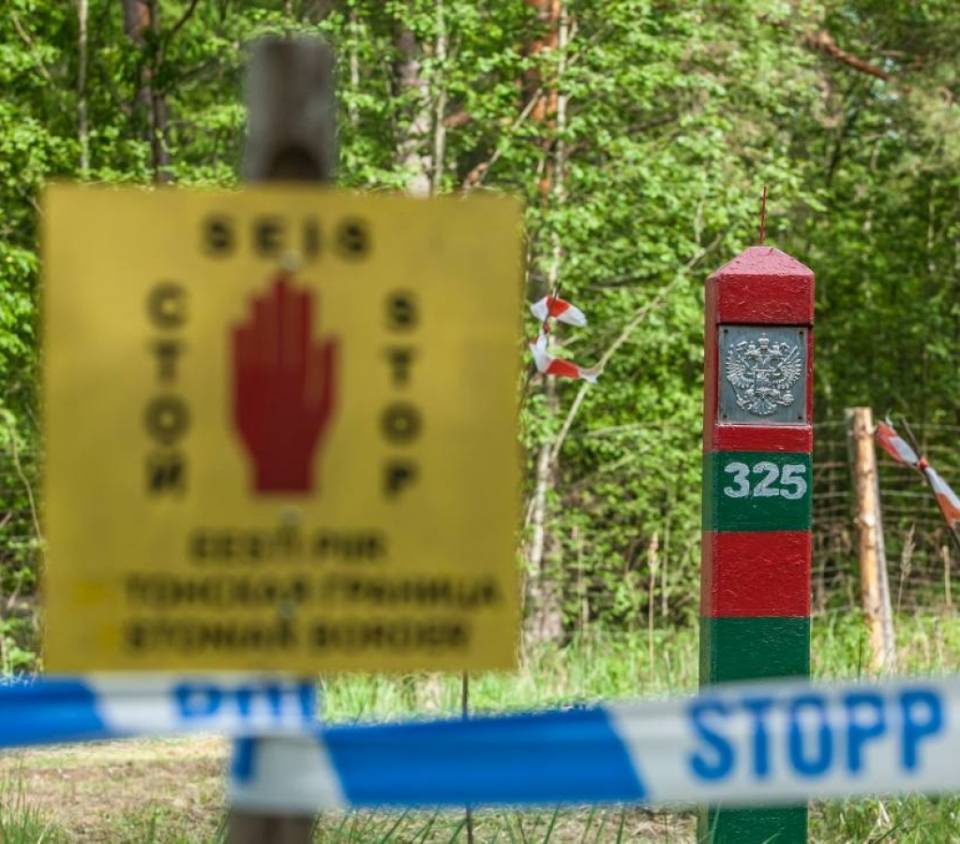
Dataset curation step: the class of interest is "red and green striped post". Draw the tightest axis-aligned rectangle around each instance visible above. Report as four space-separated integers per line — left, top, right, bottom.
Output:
699 246 814 843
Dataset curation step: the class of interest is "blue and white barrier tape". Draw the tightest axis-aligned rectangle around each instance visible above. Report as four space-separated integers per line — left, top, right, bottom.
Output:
0 676 315 748
230 675 952 811
0 674 954 810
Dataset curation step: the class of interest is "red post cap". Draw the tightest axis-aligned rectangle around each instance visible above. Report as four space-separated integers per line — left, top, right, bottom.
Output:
709 246 814 325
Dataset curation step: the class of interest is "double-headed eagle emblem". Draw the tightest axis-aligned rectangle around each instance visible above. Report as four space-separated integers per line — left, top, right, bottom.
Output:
725 334 802 416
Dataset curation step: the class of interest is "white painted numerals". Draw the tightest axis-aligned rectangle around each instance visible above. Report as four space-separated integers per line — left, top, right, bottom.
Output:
722 462 807 500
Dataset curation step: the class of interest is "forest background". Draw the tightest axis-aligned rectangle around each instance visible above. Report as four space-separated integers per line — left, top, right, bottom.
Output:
1 0 959 671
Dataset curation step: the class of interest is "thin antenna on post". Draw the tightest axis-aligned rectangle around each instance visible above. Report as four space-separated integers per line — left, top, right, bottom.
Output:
759 184 767 245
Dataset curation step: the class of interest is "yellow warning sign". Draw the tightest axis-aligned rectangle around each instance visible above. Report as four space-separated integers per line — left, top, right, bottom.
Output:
42 185 521 672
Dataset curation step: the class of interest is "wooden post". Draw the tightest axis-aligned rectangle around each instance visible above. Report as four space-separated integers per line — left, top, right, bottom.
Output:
226 35 335 844
848 407 896 672
699 246 814 843
944 546 953 609
242 37 336 183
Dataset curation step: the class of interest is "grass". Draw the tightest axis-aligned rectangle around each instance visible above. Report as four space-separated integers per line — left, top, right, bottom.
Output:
323 622 700 723
313 806 688 842
0 781 64 843
3 610 960 841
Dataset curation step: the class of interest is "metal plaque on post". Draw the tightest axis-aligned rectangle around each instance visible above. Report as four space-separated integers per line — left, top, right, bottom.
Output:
718 324 807 425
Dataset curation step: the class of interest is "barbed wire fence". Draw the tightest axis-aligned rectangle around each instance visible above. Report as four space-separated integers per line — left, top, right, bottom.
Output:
815 418 960 615
0 410 957 671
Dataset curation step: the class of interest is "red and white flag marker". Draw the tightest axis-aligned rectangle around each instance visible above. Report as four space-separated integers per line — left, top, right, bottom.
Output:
530 295 588 327
528 296 599 383
876 420 960 531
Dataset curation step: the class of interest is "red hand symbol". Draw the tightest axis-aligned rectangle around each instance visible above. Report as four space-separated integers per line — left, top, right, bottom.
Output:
232 274 338 493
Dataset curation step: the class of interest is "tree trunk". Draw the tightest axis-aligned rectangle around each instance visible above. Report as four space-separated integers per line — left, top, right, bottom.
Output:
523 2 568 647
525 438 564 644
431 0 447 195
647 532 659 669
661 487 673 620
523 0 561 197
78 0 90 176
347 8 360 128
121 0 149 40
394 7 432 197
121 0 170 182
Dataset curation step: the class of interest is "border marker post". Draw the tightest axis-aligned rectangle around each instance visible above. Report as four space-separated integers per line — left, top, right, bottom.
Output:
226 35 335 844
699 245 815 843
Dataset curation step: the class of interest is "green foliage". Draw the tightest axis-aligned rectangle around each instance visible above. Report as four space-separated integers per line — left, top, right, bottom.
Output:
2 0 960 663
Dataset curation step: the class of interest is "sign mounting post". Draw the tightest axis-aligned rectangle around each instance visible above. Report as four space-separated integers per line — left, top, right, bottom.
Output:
43 32 521 844
699 245 815 843
228 34 334 844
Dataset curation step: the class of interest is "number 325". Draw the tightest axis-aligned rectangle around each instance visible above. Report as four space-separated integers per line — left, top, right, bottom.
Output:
722 462 807 500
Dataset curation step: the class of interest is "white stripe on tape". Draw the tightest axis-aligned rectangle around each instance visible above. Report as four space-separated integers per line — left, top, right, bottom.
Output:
230 734 346 812
0 676 315 747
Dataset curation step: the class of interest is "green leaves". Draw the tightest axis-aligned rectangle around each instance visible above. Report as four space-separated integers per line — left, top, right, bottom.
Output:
1 0 960 654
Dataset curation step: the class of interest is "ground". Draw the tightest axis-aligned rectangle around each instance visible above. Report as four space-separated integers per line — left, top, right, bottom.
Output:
3 615 960 841
0 736 693 842
0 738 226 842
